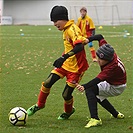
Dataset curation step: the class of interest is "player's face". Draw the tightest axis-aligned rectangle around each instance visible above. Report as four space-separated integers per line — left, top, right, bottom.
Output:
97 58 109 66
53 20 66 31
80 10 87 18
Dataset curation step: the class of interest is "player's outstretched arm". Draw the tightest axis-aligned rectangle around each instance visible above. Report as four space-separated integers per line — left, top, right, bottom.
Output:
82 77 101 90
88 34 104 42
53 43 84 68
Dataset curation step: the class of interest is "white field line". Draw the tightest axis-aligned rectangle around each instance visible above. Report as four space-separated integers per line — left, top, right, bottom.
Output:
1 30 133 39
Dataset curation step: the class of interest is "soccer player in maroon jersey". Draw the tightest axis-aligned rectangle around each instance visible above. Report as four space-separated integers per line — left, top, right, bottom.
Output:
76 34 127 128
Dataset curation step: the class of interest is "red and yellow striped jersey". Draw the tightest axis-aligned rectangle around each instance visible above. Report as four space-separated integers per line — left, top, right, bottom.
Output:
62 20 89 73
77 15 95 37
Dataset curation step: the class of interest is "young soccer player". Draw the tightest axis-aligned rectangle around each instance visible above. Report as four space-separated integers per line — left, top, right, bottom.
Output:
76 34 127 128
27 5 89 120
77 7 97 62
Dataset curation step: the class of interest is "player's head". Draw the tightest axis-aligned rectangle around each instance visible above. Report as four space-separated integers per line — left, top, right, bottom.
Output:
80 7 87 18
50 5 68 22
50 5 69 31
96 44 114 62
80 7 87 12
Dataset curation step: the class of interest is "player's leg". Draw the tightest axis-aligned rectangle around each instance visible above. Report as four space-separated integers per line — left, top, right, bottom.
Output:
58 71 84 120
97 81 125 119
97 98 124 119
85 85 99 120
84 85 102 128
88 42 97 62
37 73 61 108
27 73 60 116
58 84 75 120
97 98 118 117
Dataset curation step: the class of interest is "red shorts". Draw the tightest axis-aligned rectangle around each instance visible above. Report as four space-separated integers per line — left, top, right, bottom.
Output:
51 67 85 87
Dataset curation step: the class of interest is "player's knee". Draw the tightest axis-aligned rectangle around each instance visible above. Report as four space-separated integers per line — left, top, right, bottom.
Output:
62 84 74 100
85 85 99 95
43 79 52 88
43 73 60 88
62 92 72 101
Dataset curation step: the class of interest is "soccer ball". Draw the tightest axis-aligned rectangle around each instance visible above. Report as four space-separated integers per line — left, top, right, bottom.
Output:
9 107 28 126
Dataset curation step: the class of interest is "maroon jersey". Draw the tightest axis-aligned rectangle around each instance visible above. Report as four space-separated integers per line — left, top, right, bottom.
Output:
97 39 127 85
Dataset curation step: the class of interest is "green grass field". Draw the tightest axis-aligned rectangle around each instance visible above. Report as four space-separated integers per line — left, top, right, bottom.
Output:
0 25 133 133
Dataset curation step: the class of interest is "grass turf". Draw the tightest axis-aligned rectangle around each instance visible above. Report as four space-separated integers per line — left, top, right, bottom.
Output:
0 25 133 133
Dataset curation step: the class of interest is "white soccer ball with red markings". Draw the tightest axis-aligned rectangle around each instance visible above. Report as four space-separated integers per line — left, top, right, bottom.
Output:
9 107 28 126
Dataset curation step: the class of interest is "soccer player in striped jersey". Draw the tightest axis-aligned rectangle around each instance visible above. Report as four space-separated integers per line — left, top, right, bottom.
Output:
27 5 89 120
76 34 127 128
77 7 97 62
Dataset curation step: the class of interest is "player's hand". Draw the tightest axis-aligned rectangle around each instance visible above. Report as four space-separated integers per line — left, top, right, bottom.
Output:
83 39 89 45
76 83 85 92
53 56 66 68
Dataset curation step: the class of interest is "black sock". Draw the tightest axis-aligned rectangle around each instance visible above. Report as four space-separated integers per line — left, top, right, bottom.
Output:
97 98 118 118
85 85 99 120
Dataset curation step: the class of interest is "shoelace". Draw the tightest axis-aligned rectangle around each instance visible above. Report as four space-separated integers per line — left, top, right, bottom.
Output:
60 113 69 118
30 106 39 112
86 117 90 122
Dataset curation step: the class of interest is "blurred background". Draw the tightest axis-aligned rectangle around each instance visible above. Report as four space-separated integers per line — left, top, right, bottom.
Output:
0 0 133 26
